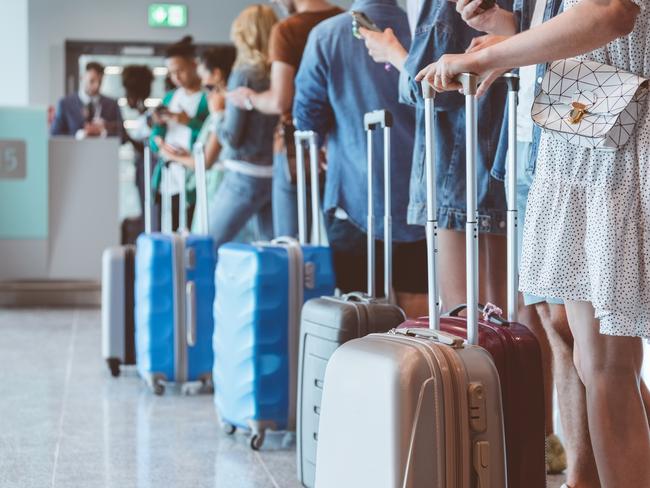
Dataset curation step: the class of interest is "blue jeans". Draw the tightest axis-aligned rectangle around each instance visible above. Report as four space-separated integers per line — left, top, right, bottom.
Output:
272 152 298 238
208 170 273 249
508 141 563 307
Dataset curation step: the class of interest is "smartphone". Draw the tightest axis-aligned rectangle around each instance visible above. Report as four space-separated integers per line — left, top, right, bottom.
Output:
479 0 496 9
350 11 381 39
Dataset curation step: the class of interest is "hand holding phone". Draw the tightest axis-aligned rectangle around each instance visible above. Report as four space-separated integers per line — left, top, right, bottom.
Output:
351 11 381 39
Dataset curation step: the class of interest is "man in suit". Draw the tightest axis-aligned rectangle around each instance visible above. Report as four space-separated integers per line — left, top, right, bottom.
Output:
51 62 123 138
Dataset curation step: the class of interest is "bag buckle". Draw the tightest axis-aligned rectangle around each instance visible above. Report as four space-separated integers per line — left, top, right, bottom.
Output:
568 101 589 124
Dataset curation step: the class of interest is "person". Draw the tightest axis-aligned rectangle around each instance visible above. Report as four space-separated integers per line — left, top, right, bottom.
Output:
227 0 343 238
122 64 155 215
51 62 123 138
360 0 570 472
203 4 279 248
293 0 428 317
150 36 209 232
417 0 650 486
166 46 236 172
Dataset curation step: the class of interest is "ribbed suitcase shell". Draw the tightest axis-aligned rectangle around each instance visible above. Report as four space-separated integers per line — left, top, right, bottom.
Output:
400 315 546 488
315 332 507 488
213 242 335 434
297 296 405 486
135 233 216 386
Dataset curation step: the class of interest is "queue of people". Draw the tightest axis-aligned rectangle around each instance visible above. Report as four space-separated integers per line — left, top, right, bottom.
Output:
50 0 650 485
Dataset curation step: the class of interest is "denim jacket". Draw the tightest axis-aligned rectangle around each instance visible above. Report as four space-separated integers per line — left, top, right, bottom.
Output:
216 65 278 166
293 0 424 242
401 0 512 229
491 0 564 180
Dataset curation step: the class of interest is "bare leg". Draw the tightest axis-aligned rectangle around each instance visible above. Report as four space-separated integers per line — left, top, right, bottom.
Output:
566 300 650 487
537 303 600 487
437 230 507 311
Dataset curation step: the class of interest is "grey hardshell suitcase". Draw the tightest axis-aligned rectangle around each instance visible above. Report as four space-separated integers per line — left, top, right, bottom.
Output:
314 77 508 488
101 147 154 377
297 110 406 487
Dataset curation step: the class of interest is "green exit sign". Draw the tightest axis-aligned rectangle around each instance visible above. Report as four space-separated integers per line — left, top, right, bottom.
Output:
148 4 188 28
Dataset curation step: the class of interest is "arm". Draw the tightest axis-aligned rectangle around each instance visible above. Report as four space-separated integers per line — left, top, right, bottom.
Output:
50 100 68 136
173 132 221 170
292 32 335 140
417 0 640 95
227 61 296 115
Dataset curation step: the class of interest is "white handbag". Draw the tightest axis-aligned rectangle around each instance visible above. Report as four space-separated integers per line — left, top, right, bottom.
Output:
532 58 649 151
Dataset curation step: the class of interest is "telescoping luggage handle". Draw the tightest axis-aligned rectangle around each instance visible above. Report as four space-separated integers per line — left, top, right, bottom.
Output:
363 109 394 302
422 73 520 344
293 130 323 246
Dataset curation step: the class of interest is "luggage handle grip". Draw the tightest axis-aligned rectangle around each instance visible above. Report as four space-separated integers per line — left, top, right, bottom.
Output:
392 327 465 348
342 291 371 303
363 109 393 130
446 303 508 326
186 281 197 347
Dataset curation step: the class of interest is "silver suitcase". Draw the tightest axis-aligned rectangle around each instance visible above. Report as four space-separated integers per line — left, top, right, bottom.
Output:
314 76 508 488
101 147 156 377
297 110 406 487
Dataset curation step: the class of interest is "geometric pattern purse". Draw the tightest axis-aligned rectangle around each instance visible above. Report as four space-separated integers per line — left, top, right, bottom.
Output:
532 58 649 151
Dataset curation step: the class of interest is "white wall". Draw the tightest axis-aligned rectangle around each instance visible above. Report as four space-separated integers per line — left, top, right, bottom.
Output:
0 0 29 105
28 0 355 106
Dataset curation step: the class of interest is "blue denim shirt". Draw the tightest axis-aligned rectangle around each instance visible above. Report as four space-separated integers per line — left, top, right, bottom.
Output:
293 0 424 242
491 0 564 180
400 0 511 229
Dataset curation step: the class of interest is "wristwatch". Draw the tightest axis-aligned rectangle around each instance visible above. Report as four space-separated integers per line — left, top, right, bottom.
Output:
244 96 254 111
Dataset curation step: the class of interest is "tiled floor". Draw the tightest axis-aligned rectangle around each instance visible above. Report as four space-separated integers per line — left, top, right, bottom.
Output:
0 308 567 488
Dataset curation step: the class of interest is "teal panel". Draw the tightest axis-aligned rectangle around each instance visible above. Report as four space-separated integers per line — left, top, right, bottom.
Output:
0 107 48 239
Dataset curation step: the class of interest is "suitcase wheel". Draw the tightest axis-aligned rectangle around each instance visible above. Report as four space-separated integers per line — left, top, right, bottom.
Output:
152 378 165 396
250 432 265 451
222 423 237 436
106 358 121 378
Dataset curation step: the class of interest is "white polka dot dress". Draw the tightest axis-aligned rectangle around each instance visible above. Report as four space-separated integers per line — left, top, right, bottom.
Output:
520 0 650 337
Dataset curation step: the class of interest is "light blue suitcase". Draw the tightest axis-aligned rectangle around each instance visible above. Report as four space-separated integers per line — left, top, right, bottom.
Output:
135 144 216 395
213 131 336 449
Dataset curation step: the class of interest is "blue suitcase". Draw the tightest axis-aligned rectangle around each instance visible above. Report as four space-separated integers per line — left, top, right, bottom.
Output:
213 131 335 449
135 144 216 395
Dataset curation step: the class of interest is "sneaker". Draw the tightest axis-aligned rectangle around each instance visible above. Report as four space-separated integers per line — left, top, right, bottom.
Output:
546 433 568 474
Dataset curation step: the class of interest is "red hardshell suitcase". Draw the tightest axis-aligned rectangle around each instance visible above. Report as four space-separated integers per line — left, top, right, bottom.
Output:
399 76 546 488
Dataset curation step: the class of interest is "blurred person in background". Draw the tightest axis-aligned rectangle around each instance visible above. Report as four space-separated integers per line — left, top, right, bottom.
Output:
122 64 154 215
150 36 209 231
51 61 123 139
227 0 343 238
205 4 279 249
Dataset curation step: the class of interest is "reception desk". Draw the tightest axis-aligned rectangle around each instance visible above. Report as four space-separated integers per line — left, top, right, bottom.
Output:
0 108 120 291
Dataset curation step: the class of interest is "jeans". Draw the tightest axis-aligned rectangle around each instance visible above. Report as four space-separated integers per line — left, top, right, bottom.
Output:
272 152 299 238
508 141 563 307
208 170 273 249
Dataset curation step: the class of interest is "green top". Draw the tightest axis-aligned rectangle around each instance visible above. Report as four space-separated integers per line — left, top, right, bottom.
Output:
149 89 210 205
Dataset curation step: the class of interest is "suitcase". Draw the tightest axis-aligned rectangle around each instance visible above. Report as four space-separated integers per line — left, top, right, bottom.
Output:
134 143 216 395
398 75 546 488
314 76 509 487
213 130 336 450
101 147 155 377
101 244 136 376
297 110 406 487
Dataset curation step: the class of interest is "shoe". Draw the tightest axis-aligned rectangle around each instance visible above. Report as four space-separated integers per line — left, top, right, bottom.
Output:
546 433 568 474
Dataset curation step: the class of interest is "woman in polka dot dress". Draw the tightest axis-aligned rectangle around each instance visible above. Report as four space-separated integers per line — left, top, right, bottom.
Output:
416 0 649 485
